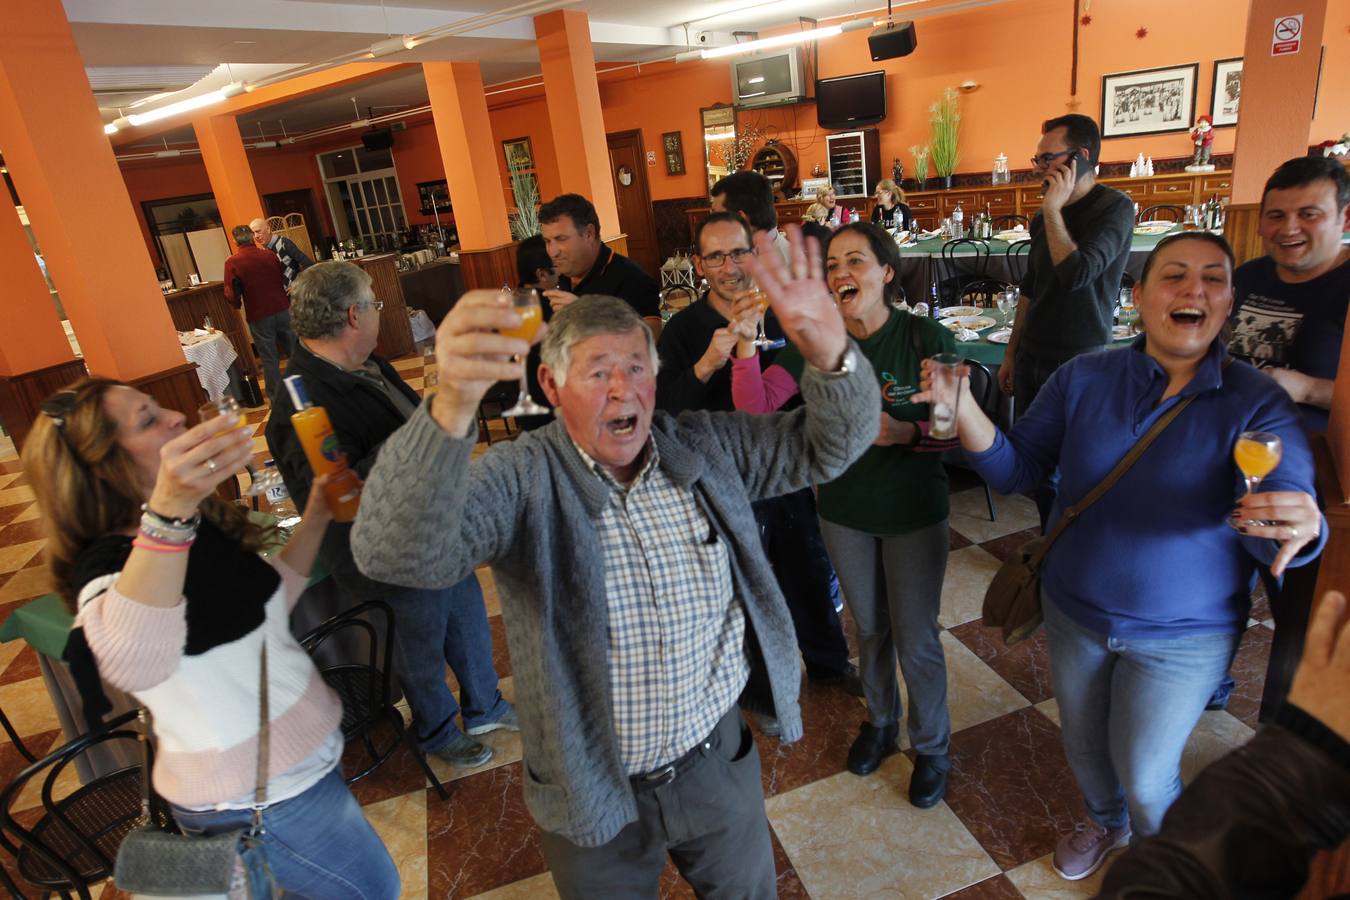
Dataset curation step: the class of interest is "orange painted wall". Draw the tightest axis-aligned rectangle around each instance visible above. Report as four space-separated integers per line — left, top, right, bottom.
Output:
1310 0 1350 145
488 96 562 207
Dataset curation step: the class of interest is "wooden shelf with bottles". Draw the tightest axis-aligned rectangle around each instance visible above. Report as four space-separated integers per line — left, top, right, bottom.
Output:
749 142 799 197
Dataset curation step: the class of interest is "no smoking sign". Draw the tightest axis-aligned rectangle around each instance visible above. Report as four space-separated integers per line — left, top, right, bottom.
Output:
1271 14 1302 55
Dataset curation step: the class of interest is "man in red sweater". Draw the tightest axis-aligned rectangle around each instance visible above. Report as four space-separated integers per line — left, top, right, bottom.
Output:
224 224 295 404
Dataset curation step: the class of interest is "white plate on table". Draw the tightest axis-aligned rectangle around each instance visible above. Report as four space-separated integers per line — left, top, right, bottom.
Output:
995 230 1031 242
941 315 998 333
938 305 983 318
1112 325 1136 341
1133 222 1174 235
987 329 1012 344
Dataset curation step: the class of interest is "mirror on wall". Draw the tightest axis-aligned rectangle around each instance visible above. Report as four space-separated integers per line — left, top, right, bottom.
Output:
701 104 737 196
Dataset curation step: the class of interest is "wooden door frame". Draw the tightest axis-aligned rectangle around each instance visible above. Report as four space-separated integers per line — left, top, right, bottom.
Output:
605 129 660 274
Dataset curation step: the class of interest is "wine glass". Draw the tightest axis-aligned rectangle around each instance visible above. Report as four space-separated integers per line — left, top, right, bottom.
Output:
1118 288 1138 335
197 396 282 497
995 289 1018 321
1231 431 1282 528
746 284 774 349
498 287 550 418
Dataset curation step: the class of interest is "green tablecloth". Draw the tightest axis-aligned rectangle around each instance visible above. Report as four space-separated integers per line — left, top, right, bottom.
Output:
935 308 1134 366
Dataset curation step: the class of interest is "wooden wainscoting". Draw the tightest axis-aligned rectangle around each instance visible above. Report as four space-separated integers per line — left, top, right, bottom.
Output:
0 358 89 452
458 242 520 293
352 254 414 359
1222 203 1263 267
127 362 207 422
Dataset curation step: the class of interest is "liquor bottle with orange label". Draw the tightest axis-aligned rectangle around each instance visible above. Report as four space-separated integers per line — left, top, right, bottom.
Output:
282 375 363 522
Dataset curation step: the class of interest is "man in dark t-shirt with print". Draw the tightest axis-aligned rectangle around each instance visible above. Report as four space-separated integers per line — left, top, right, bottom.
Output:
538 193 663 338
1229 155 1349 434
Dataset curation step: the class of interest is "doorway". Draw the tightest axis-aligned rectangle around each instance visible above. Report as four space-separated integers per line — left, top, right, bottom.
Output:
263 189 325 255
605 130 661 278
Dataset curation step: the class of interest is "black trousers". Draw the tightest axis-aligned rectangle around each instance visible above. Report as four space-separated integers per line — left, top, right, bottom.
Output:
753 488 850 676
538 708 776 899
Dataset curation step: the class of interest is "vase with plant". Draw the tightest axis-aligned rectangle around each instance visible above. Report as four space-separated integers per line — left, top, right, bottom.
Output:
929 87 961 188
508 167 540 241
910 145 930 190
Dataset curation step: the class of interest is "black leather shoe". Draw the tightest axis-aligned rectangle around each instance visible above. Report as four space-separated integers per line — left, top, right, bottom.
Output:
847 722 899 776
908 754 950 809
807 663 865 698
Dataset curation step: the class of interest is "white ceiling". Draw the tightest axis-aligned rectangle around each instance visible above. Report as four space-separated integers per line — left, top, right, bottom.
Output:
70 0 894 144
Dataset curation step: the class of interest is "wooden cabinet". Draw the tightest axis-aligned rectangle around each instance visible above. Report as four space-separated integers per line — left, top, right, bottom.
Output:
1147 178 1195 198
1200 175 1233 194
750 142 799 195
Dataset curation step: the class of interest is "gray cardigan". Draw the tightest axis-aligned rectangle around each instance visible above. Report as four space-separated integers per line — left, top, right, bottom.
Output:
351 353 879 846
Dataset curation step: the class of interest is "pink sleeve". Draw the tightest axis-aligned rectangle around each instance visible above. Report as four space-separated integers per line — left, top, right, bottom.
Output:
269 556 309 613
730 356 800 414
77 583 186 692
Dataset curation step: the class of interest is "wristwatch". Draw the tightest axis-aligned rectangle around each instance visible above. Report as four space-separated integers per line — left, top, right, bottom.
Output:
808 346 857 380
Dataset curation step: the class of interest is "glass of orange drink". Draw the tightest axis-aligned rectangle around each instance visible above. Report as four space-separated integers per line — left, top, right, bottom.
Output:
198 396 282 496
1232 430 1282 528
499 287 550 417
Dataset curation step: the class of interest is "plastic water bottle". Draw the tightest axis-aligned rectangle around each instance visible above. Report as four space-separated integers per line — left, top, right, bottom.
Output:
951 203 964 239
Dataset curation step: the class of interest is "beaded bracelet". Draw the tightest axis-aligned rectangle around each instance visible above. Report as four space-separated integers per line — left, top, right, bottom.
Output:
141 503 201 530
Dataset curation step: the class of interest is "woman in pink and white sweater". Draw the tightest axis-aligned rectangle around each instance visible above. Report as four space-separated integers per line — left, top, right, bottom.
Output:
23 378 398 899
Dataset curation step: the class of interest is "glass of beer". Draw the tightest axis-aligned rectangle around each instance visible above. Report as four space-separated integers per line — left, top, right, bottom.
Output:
197 396 282 497
928 353 963 440
499 287 550 418
1231 430 1282 528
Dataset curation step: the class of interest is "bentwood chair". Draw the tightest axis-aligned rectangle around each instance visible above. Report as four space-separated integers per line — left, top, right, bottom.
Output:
992 214 1029 231
300 600 450 802
0 708 165 900
936 239 991 307
942 360 1001 521
958 278 1013 309
1004 240 1032 285
1139 204 1185 224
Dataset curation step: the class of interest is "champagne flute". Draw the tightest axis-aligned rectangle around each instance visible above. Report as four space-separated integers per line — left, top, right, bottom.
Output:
1232 431 1282 528
197 396 281 497
498 287 549 418
746 283 774 349
1118 288 1138 335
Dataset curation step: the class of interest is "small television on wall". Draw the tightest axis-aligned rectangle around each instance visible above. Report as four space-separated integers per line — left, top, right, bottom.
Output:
816 71 887 129
730 48 806 109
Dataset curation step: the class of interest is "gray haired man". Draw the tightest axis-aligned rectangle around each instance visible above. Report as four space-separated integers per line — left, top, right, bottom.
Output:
265 261 516 772
351 229 880 898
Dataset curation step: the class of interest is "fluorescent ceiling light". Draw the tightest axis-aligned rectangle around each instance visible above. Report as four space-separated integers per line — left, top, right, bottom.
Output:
679 18 871 61
127 89 227 126
155 149 182 158
104 122 119 135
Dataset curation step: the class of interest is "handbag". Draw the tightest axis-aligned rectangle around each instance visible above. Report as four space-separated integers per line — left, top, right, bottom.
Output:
115 642 274 899
982 393 1200 646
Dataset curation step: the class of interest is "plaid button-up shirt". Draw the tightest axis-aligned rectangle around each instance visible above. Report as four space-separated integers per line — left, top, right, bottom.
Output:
574 440 750 775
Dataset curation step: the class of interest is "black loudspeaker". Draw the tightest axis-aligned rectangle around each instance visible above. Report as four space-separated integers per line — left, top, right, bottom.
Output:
868 21 917 60
362 128 394 151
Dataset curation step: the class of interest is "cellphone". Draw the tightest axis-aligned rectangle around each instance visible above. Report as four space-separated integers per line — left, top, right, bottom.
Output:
1042 152 1091 189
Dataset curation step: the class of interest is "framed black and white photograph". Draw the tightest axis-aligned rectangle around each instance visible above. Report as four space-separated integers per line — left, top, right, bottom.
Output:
1210 58 1243 127
417 180 451 216
1100 64 1199 138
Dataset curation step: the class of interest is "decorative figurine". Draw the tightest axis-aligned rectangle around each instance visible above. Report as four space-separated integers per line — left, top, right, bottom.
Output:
892 157 904 185
1186 115 1216 172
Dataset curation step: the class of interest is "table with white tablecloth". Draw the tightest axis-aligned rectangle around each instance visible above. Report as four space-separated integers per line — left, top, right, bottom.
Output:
179 330 237 401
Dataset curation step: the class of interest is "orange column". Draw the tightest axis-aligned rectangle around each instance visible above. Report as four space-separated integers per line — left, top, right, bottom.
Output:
423 62 512 250
194 114 264 235
0 0 182 380
0 203 74 376
534 10 620 239
1230 0 1329 204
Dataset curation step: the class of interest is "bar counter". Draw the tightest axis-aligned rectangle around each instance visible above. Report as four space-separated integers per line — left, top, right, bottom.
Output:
350 253 415 359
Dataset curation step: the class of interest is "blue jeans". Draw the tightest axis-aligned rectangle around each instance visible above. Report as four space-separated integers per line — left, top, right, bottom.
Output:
1042 594 1240 837
248 309 295 401
381 575 507 752
172 768 399 899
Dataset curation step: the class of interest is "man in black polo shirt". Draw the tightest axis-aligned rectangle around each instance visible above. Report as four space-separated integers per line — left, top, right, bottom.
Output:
657 212 860 706
539 193 663 337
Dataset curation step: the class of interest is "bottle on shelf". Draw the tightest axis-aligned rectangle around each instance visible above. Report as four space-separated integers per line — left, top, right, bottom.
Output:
282 375 363 523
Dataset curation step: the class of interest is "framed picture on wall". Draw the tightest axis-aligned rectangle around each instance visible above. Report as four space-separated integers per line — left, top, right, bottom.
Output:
417 180 451 216
502 137 534 171
1100 63 1199 138
662 131 686 175
1209 58 1243 127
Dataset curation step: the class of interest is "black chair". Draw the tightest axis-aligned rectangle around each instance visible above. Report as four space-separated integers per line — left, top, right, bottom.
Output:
300 600 450 801
1004 240 1032 285
478 381 520 445
957 278 1013 309
936 239 991 306
992 214 1029 231
1139 204 1185 223
0 708 168 900
943 360 1000 521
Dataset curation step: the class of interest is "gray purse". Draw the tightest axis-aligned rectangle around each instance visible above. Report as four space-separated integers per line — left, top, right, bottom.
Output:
114 643 273 898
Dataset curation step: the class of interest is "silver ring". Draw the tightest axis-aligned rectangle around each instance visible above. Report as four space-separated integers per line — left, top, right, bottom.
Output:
1289 526 1298 540
205 458 218 474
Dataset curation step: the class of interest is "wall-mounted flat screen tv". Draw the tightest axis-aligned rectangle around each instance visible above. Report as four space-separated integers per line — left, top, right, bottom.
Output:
816 71 887 129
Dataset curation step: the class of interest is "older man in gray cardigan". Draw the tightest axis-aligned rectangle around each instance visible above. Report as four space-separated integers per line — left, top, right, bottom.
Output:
352 227 879 899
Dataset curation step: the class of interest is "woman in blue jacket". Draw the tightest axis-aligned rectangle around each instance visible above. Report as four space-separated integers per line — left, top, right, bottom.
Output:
918 232 1325 882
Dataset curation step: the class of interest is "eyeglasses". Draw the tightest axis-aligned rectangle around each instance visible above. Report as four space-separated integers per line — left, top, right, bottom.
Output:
365 300 385 312
1030 149 1078 167
698 248 755 269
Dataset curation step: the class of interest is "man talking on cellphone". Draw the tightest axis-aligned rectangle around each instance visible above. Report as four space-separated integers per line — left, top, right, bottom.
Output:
998 114 1135 525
